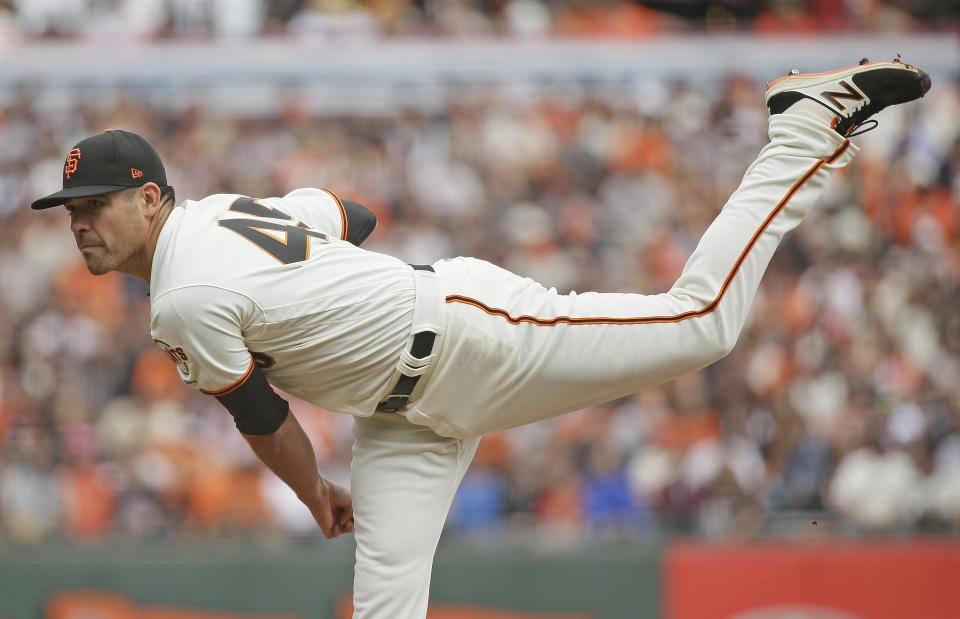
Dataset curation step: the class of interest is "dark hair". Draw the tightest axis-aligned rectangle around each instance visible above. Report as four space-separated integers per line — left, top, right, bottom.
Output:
121 184 175 207
159 185 176 207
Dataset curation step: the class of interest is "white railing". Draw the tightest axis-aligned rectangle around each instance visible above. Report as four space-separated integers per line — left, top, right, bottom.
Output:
2 34 957 113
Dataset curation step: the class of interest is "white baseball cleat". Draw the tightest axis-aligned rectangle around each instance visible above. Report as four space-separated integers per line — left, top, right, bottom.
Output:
765 58 932 136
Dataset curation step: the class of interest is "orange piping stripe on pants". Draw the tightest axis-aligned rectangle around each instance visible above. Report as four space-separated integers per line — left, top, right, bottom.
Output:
445 139 851 326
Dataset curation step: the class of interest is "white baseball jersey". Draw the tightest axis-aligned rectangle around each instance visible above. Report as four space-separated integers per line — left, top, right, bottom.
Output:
149 188 415 416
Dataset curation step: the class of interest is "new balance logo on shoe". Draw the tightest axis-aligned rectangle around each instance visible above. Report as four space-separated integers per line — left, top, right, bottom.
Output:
819 80 865 110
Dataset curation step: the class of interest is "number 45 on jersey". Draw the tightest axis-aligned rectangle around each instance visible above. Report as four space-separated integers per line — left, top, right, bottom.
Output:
219 197 329 265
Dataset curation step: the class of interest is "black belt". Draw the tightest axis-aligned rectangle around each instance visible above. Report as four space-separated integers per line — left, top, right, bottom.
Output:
376 265 437 412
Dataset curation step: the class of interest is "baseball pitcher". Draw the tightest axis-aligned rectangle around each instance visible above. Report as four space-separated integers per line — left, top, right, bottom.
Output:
31 59 930 618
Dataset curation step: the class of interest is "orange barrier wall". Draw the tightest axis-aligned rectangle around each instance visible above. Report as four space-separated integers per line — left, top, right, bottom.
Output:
664 539 960 619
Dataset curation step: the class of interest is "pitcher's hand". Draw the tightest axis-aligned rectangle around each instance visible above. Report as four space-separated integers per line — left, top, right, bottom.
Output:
299 477 354 538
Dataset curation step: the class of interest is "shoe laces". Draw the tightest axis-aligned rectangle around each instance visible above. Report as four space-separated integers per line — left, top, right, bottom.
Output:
845 119 879 137
836 97 884 137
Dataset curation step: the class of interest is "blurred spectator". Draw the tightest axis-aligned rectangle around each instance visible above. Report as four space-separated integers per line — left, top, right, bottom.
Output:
827 422 924 531
287 0 380 41
446 434 510 537
554 0 662 38
581 436 651 536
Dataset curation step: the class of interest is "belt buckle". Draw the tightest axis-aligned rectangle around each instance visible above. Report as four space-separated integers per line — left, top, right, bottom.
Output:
376 394 409 412
377 330 436 412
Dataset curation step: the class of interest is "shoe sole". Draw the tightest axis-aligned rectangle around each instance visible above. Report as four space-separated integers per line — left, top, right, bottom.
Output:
765 60 924 105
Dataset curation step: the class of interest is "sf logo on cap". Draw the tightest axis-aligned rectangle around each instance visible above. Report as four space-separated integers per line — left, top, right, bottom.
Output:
64 148 82 179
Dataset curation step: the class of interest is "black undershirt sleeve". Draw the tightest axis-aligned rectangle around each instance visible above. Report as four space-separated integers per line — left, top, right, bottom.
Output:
341 200 377 246
214 365 289 435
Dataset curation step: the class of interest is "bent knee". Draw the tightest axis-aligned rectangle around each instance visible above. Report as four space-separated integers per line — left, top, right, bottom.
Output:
679 325 739 371
713 330 739 361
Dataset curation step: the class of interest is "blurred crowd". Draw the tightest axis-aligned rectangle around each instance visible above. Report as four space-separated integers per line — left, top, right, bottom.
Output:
0 0 956 41
0 59 959 546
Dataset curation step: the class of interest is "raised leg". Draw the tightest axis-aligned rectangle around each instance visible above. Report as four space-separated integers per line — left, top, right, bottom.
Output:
412 115 858 438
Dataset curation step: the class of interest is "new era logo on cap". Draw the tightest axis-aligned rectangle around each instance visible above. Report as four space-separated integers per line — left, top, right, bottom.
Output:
30 129 167 210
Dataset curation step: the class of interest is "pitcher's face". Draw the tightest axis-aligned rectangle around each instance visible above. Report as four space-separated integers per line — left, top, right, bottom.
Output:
66 187 150 275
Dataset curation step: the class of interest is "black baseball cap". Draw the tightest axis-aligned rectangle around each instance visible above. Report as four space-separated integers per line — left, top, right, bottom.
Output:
31 129 167 210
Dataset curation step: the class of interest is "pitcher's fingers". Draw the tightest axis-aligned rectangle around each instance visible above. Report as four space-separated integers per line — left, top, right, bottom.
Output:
339 504 353 527
315 506 335 538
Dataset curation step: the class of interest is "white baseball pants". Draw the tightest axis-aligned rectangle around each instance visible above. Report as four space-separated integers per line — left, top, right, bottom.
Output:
351 114 857 618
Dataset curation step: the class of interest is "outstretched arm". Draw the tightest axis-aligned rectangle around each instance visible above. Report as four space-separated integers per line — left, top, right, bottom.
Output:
214 363 353 539
151 288 354 538
242 413 354 539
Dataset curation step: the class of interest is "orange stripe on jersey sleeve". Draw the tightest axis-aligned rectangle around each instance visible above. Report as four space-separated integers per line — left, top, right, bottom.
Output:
446 140 850 326
200 358 256 396
318 187 348 241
